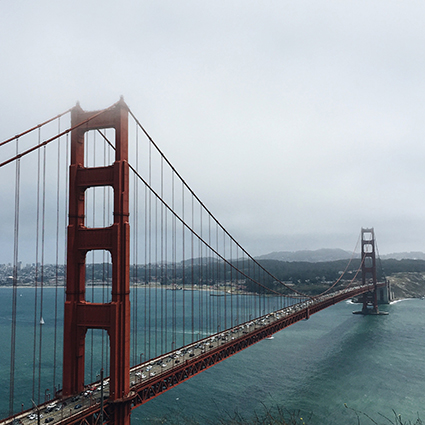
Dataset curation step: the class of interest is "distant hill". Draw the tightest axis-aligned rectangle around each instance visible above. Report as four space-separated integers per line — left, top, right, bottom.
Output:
380 252 425 261
256 249 425 262
256 248 354 262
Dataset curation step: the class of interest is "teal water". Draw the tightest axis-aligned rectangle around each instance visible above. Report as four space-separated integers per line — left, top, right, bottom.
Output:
131 299 425 424
1 289 424 424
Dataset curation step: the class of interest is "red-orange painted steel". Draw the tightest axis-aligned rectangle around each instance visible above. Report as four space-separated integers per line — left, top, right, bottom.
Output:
62 99 131 425
361 228 378 312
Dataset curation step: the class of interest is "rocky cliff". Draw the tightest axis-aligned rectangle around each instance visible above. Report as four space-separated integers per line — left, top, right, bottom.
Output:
388 272 425 299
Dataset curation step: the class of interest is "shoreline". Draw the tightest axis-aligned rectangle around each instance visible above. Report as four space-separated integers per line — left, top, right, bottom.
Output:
0 284 422 302
0 284 251 295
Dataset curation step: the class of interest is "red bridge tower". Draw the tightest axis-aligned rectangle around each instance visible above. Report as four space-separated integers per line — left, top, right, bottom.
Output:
360 227 380 314
62 99 131 425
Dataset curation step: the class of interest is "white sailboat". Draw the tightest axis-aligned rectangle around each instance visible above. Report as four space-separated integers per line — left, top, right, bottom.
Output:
40 317 45 325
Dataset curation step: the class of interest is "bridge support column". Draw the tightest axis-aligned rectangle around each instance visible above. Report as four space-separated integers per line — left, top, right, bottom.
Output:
360 228 379 314
354 228 389 316
62 99 131 425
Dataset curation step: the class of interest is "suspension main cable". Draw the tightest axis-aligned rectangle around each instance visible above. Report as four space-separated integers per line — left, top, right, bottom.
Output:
317 253 366 297
126 107 308 297
347 254 366 287
96 127 306 298
375 238 386 282
0 102 119 169
0 108 72 148
313 232 362 297
129 162 286 296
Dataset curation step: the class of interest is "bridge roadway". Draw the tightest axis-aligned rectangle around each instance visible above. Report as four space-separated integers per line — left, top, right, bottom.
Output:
2 283 382 425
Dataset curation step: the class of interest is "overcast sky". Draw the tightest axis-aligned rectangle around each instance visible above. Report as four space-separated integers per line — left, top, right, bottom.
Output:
1 0 425 257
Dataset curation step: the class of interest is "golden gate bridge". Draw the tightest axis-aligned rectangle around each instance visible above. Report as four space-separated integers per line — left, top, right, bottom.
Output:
0 99 390 425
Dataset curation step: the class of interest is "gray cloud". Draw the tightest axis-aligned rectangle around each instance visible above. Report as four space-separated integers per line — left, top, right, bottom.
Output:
1 0 425 259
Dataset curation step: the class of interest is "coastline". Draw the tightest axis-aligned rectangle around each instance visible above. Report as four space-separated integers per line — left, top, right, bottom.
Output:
0 284 246 295
2 272 425 302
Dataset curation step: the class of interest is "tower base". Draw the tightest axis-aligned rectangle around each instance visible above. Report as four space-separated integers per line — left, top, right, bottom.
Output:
352 309 389 316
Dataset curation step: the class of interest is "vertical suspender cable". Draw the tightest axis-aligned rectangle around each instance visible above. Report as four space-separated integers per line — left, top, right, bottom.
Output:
252 264 260 317
133 124 139 365
90 130 96 381
148 142 152 360
215 222 219 333
191 194 194 342
181 182 185 347
199 204 203 339
246 256 250 320
160 156 165 354
65 133 69 297
223 230 226 331
172 172 176 351
132 124 139 366
39 143 47 401
259 267 262 315
106 136 111 371
62 132 69 394
144 184 148 361
235 248 239 324
9 138 20 416
154 190 158 357
102 131 107 368
161 157 169 351
37 143 46 404
53 118 61 395
230 240 233 328
32 128 41 403
131 169 136 365
208 215 212 335
258 265 261 317
262 271 265 315
85 132 90 378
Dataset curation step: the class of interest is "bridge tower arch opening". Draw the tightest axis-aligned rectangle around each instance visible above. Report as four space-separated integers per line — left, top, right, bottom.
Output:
62 99 131 425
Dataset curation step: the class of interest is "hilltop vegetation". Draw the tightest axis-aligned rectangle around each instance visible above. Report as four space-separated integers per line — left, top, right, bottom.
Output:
2 257 425 298
255 258 425 297
86 257 425 297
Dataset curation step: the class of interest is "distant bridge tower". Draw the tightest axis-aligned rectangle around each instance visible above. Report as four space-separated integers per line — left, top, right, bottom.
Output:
62 99 131 425
360 228 379 314
359 227 392 313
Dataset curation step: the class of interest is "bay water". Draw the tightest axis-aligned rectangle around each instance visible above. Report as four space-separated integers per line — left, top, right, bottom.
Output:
131 298 425 424
1 288 424 424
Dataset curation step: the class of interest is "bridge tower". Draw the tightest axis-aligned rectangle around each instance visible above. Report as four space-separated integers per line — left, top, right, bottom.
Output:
360 227 379 314
62 99 131 425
